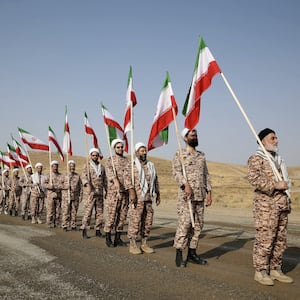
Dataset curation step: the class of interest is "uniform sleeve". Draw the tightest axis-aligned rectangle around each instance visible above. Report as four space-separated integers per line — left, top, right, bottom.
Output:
172 150 187 188
81 164 89 186
247 155 276 196
203 159 212 192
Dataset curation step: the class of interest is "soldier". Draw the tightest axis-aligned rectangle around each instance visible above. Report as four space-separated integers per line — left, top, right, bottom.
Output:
0 168 10 215
30 162 46 224
104 139 130 247
172 128 212 268
125 142 160 255
248 128 293 285
80 148 107 239
8 168 22 216
61 160 83 231
19 164 33 220
45 160 66 228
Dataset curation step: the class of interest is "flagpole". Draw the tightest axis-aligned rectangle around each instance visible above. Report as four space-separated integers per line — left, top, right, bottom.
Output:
130 101 135 186
19 138 34 171
85 133 90 183
172 107 195 228
220 72 290 198
48 140 52 184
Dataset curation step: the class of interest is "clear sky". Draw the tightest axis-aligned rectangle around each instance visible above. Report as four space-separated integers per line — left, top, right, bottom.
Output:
1 0 299 166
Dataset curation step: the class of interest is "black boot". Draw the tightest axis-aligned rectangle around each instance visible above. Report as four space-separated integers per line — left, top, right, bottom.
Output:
105 232 115 248
187 248 207 265
175 249 186 268
95 230 102 238
22 215 25 220
114 232 126 247
82 229 89 239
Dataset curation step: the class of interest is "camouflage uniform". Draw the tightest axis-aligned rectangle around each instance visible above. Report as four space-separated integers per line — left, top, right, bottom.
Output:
45 171 66 227
8 171 22 216
19 172 33 219
61 171 83 230
104 155 130 233
173 148 211 250
125 160 159 240
80 161 107 231
248 155 290 272
30 172 47 221
0 172 10 214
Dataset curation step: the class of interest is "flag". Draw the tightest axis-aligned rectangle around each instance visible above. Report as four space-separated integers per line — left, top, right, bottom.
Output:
182 36 221 129
11 136 29 163
84 112 103 159
7 143 27 167
123 66 137 135
148 72 178 151
101 103 128 152
0 150 18 167
62 106 72 156
18 127 49 151
48 126 64 161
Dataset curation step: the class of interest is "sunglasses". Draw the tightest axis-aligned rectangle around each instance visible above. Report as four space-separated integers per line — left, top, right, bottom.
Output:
116 146 124 149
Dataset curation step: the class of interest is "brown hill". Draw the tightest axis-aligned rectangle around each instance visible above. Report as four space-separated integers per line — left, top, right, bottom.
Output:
23 152 300 210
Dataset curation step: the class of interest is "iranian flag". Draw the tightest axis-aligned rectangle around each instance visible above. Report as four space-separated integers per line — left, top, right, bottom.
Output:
62 106 72 156
7 143 27 167
12 136 29 163
48 126 64 161
0 150 18 167
18 127 49 151
148 72 178 151
182 36 221 129
101 103 128 152
84 112 103 159
123 66 137 135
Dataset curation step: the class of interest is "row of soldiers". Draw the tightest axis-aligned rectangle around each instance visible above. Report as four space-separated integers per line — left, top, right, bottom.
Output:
0 139 160 255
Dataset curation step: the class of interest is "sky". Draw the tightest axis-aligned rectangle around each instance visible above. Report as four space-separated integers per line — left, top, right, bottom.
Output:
1 0 299 166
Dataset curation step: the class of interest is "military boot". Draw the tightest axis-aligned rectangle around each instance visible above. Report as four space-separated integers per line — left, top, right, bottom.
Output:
129 239 142 255
114 232 126 247
254 270 274 286
95 230 102 238
141 238 154 254
187 248 207 265
31 216 36 224
175 249 186 268
105 232 114 248
82 229 89 239
270 269 293 283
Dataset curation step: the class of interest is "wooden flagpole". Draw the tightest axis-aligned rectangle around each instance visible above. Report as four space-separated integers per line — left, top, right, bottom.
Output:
220 72 290 198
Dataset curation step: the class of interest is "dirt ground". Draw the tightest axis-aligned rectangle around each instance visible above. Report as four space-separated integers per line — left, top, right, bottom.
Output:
0 206 300 300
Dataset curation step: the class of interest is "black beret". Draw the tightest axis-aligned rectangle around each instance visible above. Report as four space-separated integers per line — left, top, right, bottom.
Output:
258 128 275 142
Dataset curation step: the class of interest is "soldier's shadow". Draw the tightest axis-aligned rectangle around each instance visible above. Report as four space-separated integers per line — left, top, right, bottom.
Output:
200 230 254 259
282 247 300 273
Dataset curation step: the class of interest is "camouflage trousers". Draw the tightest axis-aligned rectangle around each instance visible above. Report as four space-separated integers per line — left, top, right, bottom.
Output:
127 200 153 240
253 202 288 272
80 193 104 230
30 192 45 218
61 198 79 229
173 199 204 250
46 194 62 227
0 194 9 213
104 192 129 233
8 194 21 213
20 192 31 216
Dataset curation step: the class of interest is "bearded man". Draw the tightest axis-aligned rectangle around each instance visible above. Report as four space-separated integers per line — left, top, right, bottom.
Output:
248 128 293 286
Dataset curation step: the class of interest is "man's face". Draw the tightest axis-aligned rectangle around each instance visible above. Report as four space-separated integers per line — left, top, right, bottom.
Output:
51 164 59 173
36 166 43 174
114 142 124 156
136 147 147 162
26 167 32 175
69 163 76 173
90 151 99 163
262 132 278 153
185 130 198 148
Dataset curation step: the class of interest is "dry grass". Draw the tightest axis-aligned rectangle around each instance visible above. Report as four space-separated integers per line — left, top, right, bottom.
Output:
25 152 300 211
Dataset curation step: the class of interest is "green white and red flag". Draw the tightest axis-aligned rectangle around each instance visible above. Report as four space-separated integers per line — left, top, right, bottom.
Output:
182 36 221 129
101 103 128 152
123 66 137 135
11 136 29 163
18 127 49 151
0 150 18 167
84 112 103 159
48 126 64 161
148 72 178 151
7 143 27 167
62 106 72 156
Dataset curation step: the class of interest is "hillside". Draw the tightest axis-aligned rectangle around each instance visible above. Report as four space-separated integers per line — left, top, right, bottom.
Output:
21 152 300 210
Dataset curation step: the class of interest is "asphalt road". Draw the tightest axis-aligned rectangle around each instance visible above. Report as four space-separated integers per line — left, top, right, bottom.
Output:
0 210 299 300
